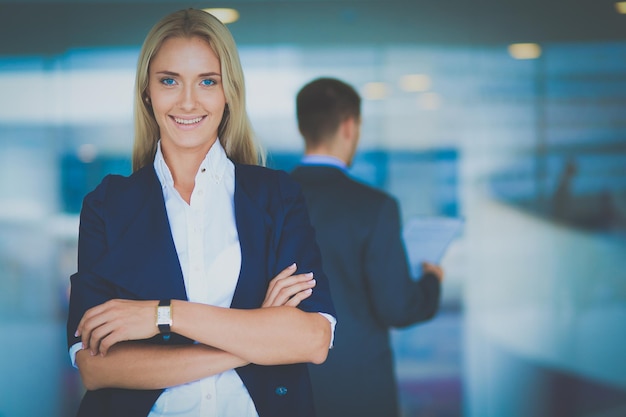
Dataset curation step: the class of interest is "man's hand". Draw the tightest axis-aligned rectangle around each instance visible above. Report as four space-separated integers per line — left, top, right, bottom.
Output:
422 262 444 282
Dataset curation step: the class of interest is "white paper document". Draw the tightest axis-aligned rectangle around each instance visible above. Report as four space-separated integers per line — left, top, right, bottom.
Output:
402 216 464 277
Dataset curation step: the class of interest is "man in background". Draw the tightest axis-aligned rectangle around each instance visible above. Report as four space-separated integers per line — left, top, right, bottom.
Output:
290 77 444 417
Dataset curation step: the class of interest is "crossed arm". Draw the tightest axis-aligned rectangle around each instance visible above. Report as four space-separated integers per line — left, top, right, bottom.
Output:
74 264 331 391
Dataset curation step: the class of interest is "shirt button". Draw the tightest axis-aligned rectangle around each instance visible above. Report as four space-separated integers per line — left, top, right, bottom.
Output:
205 393 212 400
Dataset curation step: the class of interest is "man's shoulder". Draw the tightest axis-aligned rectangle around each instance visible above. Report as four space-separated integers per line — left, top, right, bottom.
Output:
345 175 392 202
291 165 395 208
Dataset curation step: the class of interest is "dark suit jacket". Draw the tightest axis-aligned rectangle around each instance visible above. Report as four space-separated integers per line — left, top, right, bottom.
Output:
66 163 335 417
291 164 440 417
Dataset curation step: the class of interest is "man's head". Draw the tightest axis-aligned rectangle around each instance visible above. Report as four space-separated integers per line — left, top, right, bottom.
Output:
296 77 361 165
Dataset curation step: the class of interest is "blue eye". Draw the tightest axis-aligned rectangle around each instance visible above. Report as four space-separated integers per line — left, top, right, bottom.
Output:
161 78 175 86
201 79 216 86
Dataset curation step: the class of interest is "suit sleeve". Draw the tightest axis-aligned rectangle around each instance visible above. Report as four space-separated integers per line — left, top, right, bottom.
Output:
66 176 117 350
363 197 440 328
272 171 336 319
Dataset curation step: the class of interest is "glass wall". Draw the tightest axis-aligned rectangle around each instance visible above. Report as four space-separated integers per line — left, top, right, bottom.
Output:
1 40 625 417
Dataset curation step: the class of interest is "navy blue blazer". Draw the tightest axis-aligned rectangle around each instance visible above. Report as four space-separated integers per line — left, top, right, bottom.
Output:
66 163 335 417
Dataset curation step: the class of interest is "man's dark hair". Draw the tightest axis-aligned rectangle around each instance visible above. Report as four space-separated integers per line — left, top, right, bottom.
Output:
296 78 361 146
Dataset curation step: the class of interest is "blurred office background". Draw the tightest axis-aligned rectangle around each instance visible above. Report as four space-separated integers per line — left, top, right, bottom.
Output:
1 1 625 416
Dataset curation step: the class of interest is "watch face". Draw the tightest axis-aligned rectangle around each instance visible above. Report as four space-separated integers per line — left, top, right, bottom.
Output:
157 306 171 325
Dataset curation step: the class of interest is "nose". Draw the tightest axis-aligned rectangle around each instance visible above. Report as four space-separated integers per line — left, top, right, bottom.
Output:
178 84 197 111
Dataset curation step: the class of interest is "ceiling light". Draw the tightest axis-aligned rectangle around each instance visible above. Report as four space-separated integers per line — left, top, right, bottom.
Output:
363 82 389 100
203 8 240 24
616 2 626 13
508 43 542 60
418 92 442 110
77 144 98 163
400 74 431 92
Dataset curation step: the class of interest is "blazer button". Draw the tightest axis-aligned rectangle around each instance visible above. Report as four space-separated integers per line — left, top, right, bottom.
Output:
275 386 288 396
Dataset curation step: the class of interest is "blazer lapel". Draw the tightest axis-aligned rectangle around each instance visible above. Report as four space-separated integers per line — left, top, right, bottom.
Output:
91 167 187 301
231 165 273 309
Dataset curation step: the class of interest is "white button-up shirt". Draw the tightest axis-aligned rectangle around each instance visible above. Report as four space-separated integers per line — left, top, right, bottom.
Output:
148 140 258 417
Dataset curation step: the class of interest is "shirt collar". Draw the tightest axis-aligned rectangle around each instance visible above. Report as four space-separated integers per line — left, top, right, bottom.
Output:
154 139 228 189
300 154 348 172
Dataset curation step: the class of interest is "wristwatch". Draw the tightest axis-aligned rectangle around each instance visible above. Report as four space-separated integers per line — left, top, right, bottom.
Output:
156 299 172 338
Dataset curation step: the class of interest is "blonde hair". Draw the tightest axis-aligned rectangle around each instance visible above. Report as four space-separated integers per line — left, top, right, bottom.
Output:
132 8 263 171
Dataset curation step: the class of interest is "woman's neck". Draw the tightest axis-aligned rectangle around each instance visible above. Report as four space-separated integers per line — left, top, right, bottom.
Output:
161 140 215 204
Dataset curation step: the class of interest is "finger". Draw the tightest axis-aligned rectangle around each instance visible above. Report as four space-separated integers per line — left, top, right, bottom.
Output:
274 272 314 291
99 330 125 357
285 288 313 307
266 263 297 295
272 277 315 306
422 263 443 280
80 310 110 350
421 262 436 272
82 301 121 351
76 302 109 339
264 274 313 306
77 298 119 345
90 314 131 356
264 265 301 307
89 320 117 356
280 277 315 303
275 263 297 280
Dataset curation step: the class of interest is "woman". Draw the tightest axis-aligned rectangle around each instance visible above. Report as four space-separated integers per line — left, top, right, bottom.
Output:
66 8 335 417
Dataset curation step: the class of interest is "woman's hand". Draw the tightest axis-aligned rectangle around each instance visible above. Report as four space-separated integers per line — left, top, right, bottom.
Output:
75 299 159 357
262 263 316 308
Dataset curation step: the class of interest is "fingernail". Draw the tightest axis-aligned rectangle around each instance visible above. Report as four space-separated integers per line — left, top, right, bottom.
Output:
74 330 80 337
290 263 297 269
304 288 312 294
90 350 95 356
305 272 313 278
308 279 316 285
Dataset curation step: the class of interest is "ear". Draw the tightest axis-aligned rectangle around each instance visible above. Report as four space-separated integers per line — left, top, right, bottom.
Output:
339 117 360 166
340 116 358 142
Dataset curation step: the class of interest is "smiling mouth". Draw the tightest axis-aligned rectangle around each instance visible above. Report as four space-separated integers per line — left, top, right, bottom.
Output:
172 116 205 125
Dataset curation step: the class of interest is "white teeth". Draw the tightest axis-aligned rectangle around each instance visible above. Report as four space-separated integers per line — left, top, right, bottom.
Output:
174 116 203 125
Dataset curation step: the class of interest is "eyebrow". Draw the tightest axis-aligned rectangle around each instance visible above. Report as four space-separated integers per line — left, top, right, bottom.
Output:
154 70 222 78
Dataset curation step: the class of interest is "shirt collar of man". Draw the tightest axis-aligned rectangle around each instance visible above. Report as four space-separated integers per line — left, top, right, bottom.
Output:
300 154 347 172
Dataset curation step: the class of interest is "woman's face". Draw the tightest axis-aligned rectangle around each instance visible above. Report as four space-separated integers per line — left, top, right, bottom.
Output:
147 36 226 155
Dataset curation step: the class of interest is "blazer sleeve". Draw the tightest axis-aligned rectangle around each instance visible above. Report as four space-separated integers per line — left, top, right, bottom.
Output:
364 196 441 328
66 176 116 350
271 171 336 319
